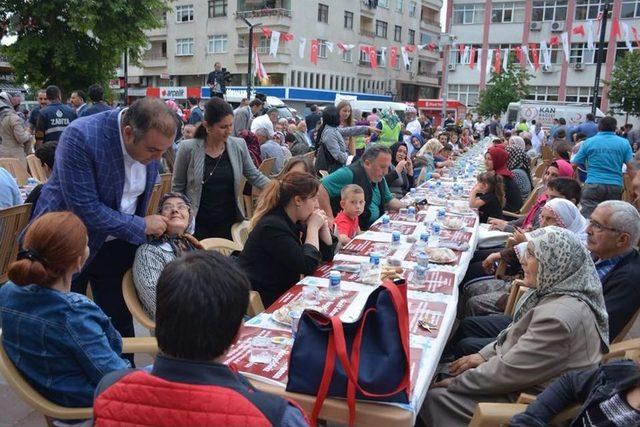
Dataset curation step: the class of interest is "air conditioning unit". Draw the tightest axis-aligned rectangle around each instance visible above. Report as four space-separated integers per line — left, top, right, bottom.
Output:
542 64 554 73
574 62 584 71
530 22 542 31
448 64 456 71
551 21 565 33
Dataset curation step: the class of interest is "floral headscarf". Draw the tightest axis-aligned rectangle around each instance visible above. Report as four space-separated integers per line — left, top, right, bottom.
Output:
496 227 609 349
151 192 203 256
419 138 443 156
508 136 526 150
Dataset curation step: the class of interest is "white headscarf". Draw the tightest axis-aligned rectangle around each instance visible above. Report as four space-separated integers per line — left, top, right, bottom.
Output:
542 198 589 243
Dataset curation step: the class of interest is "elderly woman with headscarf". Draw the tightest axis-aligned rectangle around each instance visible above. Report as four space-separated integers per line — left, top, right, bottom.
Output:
370 109 402 148
506 136 534 201
133 192 203 319
485 146 523 213
422 227 607 427
0 91 34 168
414 138 448 184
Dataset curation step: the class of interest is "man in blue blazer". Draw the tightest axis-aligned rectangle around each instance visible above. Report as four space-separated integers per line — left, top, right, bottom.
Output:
32 97 176 347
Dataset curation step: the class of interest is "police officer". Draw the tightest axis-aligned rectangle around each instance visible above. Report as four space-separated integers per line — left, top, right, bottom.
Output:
35 85 76 148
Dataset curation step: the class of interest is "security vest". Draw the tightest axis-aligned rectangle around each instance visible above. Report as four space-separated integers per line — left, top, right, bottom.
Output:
377 120 401 148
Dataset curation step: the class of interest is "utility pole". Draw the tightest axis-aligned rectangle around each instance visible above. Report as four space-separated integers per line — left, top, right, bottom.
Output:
592 1 610 116
123 49 129 106
439 33 456 127
241 16 261 100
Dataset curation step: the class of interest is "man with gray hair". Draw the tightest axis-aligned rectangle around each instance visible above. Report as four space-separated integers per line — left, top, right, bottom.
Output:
254 125 284 175
0 91 34 168
586 200 640 339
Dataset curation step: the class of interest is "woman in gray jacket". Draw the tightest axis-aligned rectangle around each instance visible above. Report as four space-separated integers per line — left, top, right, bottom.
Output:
172 98 270 240
314 105 377 173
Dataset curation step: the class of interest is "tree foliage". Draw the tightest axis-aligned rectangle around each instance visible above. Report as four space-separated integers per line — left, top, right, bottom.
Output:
476 59 532 117
0 0 168 96
606 51 640 117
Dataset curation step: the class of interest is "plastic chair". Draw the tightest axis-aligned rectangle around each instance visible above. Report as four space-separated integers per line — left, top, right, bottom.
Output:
0 331 158 426
122 269 155 332
26 154 49 183
200 238 242 256
247 291 265 317
0 204 32 283
159 173 172 196
231 220 251 247
0 157 31 186
258 157 276 176
503 280 529 317
145 184 162 216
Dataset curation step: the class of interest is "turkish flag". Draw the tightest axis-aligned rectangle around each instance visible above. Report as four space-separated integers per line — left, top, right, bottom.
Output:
390 46 398 68
427 42 437 52
458 43 465 57
369 46 378 69
549 36 559 46
572 25 586 37
611 18 622 40
633 27 640 49
282 32 294 42
469 46 476 69
494 49 502 75
404 44 416 53
262 27 272 38
310 39 319 64
530 43 540 71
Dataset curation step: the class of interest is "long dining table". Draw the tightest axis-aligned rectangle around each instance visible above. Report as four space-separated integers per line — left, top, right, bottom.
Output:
224 142 490 426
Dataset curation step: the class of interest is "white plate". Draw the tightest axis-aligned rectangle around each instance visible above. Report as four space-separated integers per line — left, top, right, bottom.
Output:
424 247 458 264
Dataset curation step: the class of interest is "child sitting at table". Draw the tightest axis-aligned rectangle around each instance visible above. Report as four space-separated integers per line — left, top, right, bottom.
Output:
334 184 365 244
469 171 503 223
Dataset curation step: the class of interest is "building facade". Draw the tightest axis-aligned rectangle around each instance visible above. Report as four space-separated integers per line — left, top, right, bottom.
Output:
444 0 640 112
127 0 442 102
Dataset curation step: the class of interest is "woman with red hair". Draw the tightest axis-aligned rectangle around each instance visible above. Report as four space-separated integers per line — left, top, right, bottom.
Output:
484 146 523 213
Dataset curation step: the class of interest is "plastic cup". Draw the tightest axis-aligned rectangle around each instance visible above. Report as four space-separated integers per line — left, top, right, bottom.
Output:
249 336 273 364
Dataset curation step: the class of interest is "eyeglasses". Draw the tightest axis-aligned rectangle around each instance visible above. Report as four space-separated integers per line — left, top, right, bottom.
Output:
160 204 190 213
588 219 624 234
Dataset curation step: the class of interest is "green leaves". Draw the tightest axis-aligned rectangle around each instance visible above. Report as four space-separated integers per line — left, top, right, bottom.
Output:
0 0 168 95
606 51 640 117
476 58 532 118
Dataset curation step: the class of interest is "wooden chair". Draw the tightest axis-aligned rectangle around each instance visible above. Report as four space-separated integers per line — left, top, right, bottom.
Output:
159 172 172 195
0 331 158 426
231 220 251 247
612 306 640 344
469 401 579 427
145 184 162 216
200 238 243 256
122 269 156 332
303 151 315 162
258 157 276 176
532 163 547 179
0 157 31 186
26 154 49 183
503 279 529 317
541 146 554 163
0 204 32 283
495 239 516 281
503 185 542 219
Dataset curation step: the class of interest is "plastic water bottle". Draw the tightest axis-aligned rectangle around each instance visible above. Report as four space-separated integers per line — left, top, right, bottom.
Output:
410 188 417 198
437 208 446 220
369 252 381 275
431 222 441 245
380 214 391 231
416 231 430 249
413 265 427 285
328 270 342 295
417 251 430 269
391 231 401 248
407 206 416 222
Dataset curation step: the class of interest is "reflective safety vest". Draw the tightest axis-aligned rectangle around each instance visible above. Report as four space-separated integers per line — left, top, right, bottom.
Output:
377 120 401 148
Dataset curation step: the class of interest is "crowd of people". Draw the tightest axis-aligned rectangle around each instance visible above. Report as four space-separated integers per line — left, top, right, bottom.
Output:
1 86 640 427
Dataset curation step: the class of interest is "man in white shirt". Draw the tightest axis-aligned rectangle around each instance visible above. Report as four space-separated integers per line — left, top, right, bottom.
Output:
32 97 176 359
403 106 422 147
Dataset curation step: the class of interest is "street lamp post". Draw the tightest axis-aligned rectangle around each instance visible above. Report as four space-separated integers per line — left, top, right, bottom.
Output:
592 1 610 116
241 16 262 100
439 34 456 127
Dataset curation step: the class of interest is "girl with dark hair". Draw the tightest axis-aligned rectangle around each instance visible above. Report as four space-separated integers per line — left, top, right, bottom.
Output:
314 105 377 173
385 142 415 196
172 97 270 240
238 171 337 306
0 212 130 407
469 171 504 223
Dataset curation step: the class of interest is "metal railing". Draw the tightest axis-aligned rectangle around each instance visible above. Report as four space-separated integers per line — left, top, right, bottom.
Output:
236 8 292 19
143 54 167 61
359 30 376 38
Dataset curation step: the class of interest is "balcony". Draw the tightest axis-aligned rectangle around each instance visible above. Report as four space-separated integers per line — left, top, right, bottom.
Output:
359 29 376 38
234 47 291 65
418 48 440 60
146 25 167 38
421 18 440 31
361 0 377 15
235 8 292 30
142 54 168 68
416 72 440 85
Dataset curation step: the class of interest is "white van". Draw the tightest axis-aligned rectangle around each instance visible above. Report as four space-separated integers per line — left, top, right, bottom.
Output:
224 90 297 120
338 99 409 121
505 100 605 129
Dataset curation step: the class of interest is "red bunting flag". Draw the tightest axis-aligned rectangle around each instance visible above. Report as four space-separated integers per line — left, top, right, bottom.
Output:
633 27 640 49
427 42 437 52
310 39 319 65
494 48 502 75
549 36 559 46
469 46 476 69
389 46 398 68
611 18 622 40
369 46 378 69
572 25 586 37
404 44 416 53
529 43 540 70
458 43 465 57
281 32 294 42
514 46 525 65
261 27 272 38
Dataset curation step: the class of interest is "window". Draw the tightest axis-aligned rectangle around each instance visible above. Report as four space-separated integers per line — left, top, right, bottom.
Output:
208 0 227 17
318 39 328 58
393 53 400 69
318 4 329 23
566 86 601 105
525 86 559 101
420 33 432 45
396 0 403 12
394 25 402 42
448 84 480 106
378 0 389 8
208 35 228 54
344 11 353 29
570 42 600 64
359 49 371 65
377 49 386 67
621 0 640 18
408 29 415 44
532 1 567 22
376 20 388 38
176 38 194 56
342 49 353 62
492 2 525 23
409 1 417 16
453 3 485 24
175 5 194 22
575 0 606 21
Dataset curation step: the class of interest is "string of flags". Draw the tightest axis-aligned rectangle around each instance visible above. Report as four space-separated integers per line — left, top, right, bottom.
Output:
252 18 640 80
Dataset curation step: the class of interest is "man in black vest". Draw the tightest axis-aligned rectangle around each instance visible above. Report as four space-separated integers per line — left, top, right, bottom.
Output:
35 85 76 148
318 145 407 230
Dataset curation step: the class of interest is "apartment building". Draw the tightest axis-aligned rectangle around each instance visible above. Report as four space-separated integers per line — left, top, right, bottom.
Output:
444 0 640 111
127 0 443 102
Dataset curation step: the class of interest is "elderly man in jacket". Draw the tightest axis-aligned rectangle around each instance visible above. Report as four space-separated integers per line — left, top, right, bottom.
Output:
0 91 35 168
